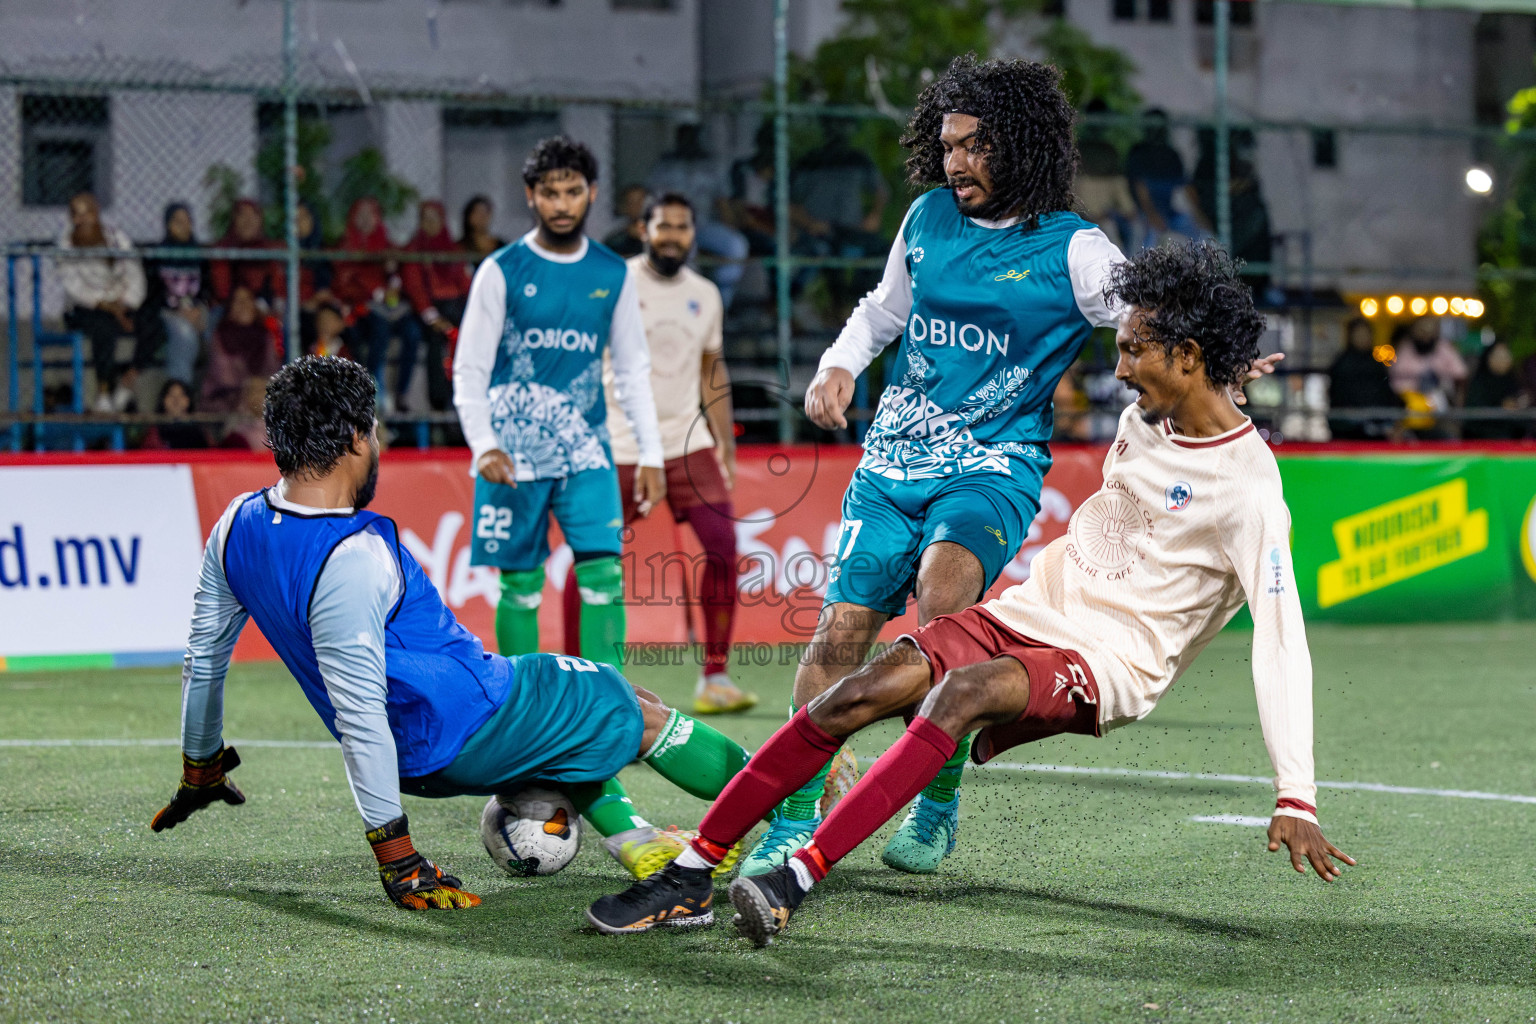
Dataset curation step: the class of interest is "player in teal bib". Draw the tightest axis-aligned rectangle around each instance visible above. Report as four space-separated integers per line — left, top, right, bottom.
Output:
744 56 1127 878
453 136 666 668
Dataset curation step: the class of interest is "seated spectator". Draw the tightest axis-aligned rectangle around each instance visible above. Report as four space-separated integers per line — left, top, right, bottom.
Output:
648 123 749 308
725 122 779 256
202 284 281 414
142 378 210 450
602 184 649 257
403 199 472 412
307 302 353 360
144 202 209 388
1389 316 1468 438
55 192 156 412
1126 110 1212 248
219 375 271 451
1328 317 1402 440
297 200 336 310
1075 106 1137 252
211 198 284 307
1463 339 1528 440
333 197 422 411
790 118 890 313
1194 127 1273 296
461 195 505 261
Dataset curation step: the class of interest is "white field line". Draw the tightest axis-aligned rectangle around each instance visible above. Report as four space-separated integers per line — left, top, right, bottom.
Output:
1191 814 1270 827
980 761 1536 806
0 738 336 749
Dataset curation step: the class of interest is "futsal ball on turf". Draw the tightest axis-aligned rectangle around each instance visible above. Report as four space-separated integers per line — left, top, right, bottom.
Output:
479 787 581 877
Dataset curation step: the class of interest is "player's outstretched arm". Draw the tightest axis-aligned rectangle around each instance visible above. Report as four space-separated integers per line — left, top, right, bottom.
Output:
1267 814 1355 882
151 746 246 831
368 815 481 910
1232 351 1284 406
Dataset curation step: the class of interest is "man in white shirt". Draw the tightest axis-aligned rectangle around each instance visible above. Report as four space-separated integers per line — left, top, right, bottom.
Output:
587 241 1352 944
563 191 756 715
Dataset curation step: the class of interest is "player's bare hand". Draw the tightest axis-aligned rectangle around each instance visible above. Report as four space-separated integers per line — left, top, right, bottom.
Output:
1232 352 1284 406
716 444 736 491
1268 814 1354 882
805 367 855 430
476 449 516 487
634 465 667 518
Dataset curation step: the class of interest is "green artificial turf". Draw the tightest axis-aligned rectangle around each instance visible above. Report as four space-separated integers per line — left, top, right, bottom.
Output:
2 623 1534 1023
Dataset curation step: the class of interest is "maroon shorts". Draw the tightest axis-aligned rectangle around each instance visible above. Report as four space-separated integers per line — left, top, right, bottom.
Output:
617 448 732 524
902 606 1100 765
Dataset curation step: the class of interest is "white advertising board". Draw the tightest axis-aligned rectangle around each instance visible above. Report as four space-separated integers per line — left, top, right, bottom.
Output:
0 465 205 657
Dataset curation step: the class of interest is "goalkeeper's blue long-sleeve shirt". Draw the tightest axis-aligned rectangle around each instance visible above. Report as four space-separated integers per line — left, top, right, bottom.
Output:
180 484 408 828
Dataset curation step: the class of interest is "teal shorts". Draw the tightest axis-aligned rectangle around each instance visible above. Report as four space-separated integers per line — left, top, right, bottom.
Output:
400 653 643 798
469 466 624 570
824 462 1046 617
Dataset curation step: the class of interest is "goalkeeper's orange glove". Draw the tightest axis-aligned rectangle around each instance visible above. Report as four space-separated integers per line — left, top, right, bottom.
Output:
151 747 246 832
367 815 481 911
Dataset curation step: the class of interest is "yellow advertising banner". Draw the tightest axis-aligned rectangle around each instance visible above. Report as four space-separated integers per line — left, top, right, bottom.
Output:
1316 479 1489 608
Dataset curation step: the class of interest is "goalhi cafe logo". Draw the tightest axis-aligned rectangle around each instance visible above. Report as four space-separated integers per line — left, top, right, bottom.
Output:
1316 478 1488 608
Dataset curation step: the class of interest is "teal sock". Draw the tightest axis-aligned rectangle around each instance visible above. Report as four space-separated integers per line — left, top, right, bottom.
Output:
565 778 650 838
919 734 971 803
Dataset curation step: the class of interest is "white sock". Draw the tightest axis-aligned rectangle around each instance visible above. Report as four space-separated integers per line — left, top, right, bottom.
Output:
788 856 817 892
675 846 714 872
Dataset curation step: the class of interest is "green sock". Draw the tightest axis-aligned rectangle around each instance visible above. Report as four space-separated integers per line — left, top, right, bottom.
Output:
565 778 650 838
643 709 750 802
920 734 972 803
776 701 838 820
496 569 544 656
574 556 625 668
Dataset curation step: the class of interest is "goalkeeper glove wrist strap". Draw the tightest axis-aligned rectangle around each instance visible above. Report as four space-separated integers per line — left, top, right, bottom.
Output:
366 815 418 866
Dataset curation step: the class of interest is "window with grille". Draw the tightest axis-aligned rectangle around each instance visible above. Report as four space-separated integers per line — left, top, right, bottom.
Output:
22 95 111 208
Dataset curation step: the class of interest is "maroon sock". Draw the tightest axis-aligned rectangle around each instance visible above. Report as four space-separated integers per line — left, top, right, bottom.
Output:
808 716 957 867
682 504 737 677
697 707 841 850
561 565 581 656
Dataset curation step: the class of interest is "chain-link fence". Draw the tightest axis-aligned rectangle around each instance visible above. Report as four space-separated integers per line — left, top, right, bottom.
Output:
4 0 1536 451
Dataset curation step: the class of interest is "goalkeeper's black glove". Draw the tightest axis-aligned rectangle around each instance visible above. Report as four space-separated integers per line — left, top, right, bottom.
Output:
367 815 481 911
151 746 246 832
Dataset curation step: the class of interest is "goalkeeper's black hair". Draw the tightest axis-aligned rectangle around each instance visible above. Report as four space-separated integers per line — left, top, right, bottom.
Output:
522 135 598 188
901 53 1078 229
264 356 376 476
1104 241 1266 389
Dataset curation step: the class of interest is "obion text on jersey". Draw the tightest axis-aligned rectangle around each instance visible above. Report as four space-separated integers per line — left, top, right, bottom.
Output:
523 327 599 352
906 314 1010 356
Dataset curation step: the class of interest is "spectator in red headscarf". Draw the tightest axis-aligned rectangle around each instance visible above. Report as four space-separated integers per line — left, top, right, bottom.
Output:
402 200 471 412
201 284 281 414
210 199 285 307
332 197 420 410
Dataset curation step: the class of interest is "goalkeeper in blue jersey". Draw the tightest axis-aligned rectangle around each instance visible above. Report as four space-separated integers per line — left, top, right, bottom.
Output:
453 135 666 667
151 358 750 909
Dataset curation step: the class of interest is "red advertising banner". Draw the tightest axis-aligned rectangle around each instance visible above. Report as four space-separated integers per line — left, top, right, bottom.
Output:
182 446 1107 659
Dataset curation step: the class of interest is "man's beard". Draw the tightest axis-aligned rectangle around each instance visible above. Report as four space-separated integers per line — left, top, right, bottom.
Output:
539 208 588 245
948 177 1008 220
646 243 687 277
352 449 380 510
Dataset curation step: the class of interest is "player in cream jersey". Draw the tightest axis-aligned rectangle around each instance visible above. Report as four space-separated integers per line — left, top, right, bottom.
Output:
585 242 1353 944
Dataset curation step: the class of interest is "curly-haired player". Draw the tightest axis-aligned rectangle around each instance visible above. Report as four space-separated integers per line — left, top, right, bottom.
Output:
589 240 1352 943
744 53 1129 877
152 357 754 910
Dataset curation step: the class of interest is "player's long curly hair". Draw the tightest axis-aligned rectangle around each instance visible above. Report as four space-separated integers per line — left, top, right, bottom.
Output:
264 356 376 476
1105 242 1267 389
901 54 1078 228
522 135 598 187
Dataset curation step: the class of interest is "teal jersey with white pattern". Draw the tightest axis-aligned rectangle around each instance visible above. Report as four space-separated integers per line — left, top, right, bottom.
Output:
863 190 1103 481
485 237 629 480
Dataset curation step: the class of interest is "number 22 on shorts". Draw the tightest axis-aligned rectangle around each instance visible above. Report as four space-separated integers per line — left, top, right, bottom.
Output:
477 505 512 540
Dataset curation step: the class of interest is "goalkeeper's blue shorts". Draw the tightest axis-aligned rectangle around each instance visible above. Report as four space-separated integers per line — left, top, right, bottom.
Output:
399 652 642 797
